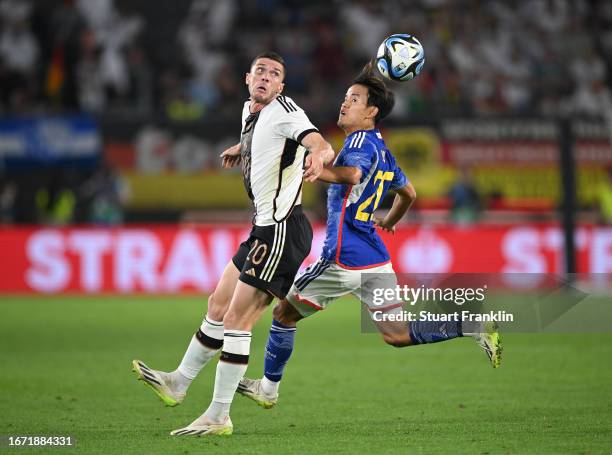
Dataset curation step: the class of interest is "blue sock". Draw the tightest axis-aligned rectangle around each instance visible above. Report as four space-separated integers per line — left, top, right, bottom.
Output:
408 320 463 345
264 320 296 382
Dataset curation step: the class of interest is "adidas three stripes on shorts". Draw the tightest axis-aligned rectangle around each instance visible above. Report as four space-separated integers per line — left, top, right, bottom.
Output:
232 205 312 299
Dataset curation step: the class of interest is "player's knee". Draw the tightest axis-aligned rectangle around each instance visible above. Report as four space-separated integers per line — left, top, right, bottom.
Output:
271 303 284 321
272 300 301 326
207 292 228 321
222 308 240 329
382 332 411 348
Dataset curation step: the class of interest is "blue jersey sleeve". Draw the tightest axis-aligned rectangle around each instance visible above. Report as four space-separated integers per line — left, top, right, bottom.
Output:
340 142 376 183
390 165 409 191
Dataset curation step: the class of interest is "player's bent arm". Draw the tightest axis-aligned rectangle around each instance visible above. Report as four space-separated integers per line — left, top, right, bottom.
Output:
317 166 362 185
220 142 241 168
301 132 335 182
374 183 416 233
301 132 335 165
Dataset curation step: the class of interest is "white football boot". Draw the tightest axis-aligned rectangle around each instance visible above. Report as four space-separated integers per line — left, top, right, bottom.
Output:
170 417 233 436
132 359 185 406
236 377 278 409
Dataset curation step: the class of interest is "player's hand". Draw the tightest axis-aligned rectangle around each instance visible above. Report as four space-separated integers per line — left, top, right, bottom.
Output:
373 216 395 234
220 144 241 168
303 151 324 182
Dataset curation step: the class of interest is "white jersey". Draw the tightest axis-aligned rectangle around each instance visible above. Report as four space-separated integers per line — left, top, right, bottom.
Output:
240 95 318 226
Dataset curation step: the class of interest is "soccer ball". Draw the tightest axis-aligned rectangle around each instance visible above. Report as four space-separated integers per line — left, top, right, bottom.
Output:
376 34 425 81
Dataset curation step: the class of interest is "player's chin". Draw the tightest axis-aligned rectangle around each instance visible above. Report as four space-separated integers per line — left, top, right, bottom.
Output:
252 92 275 104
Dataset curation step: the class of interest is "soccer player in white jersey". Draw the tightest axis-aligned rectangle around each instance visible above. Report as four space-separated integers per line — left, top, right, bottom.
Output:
132 51 335 436
236 64 502 409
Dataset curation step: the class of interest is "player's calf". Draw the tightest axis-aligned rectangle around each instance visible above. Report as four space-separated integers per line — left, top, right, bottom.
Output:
381 331 412 347
374 317 414 347
375 317 502 368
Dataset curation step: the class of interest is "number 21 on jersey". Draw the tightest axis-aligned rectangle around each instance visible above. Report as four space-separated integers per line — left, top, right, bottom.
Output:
355 170 394 222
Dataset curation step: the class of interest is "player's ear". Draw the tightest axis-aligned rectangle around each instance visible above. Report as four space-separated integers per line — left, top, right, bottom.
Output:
245 72 251 85
367 105 379 121
277 82 284 95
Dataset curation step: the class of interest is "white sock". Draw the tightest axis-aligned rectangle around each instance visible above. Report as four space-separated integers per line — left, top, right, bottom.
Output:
175 316 224 391
204 330 251 423
261 376 280 396
198 401 231 425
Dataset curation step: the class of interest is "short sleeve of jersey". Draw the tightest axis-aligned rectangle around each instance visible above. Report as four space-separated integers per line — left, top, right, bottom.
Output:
341 142 376 182
390 164 409 190
276 108 318 145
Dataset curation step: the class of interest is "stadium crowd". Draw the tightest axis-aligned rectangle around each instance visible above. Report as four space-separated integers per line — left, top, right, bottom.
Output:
1 0 611 120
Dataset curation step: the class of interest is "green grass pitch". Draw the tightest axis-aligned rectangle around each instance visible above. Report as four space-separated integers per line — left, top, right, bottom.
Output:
1 295 611 454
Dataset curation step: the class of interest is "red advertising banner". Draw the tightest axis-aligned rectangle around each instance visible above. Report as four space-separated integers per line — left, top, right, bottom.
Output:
1 224 611 293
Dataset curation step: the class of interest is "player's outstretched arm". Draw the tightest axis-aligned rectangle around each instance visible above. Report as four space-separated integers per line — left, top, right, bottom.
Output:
373 183 417 233
317 166 362 185
220 143 241 168
301 132 335 182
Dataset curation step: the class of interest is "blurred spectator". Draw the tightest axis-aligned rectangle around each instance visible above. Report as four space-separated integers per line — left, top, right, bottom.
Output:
35 169 78 226
523 0 569 34
0 0 38 110
312 22 346 83
570 47 607 88
0 177 17 223
46 0 84 109
79 162 130 225
0 0 610 120
77 29 104 111
97 5 144 102
448 168 481 224
567 79 612 118
341 1 387 60
174 0 237 117
596 167 612 225
76 0 114 32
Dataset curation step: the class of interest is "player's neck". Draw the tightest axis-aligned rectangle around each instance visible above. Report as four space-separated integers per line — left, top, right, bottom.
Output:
249 94 278 113
343 124 375 137
249 101 266 113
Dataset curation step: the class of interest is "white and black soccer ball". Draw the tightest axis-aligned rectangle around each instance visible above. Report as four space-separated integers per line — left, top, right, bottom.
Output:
376 34 425 82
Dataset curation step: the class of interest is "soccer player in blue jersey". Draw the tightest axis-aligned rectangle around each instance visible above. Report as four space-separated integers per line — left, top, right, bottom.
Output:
237 64 502 408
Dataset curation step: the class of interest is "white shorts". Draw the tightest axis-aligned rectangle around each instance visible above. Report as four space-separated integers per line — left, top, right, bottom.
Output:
286 258 402 317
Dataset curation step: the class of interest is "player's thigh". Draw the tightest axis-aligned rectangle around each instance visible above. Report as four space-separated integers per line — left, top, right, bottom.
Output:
351 262 411 345
287 261 359 318
223 280 274 331
353 262 401 314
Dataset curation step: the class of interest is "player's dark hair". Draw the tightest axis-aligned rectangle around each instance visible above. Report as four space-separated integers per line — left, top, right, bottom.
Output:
352 62 395 124
250 51 286 74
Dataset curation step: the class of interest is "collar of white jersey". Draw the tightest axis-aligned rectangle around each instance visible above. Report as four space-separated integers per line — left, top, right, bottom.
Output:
246 95 287 114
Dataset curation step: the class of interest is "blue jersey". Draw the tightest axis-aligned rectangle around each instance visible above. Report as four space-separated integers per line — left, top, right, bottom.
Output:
322 129 408 268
